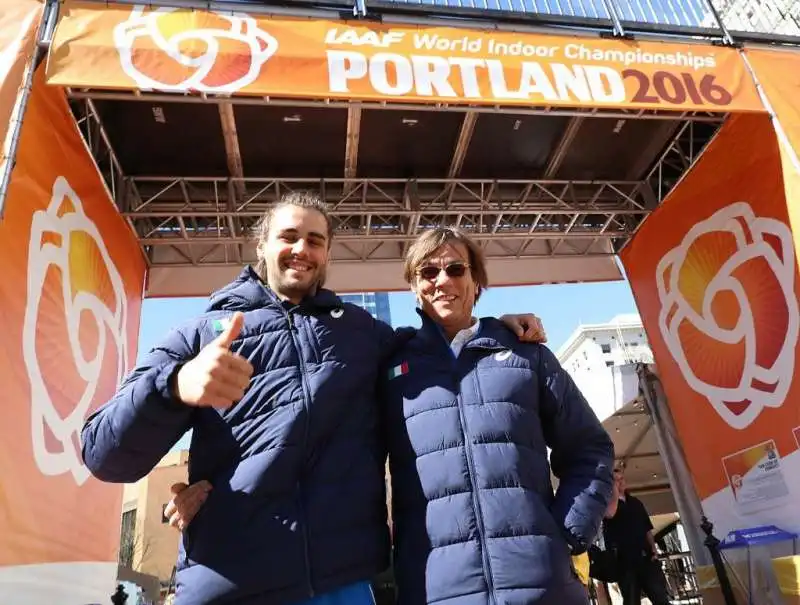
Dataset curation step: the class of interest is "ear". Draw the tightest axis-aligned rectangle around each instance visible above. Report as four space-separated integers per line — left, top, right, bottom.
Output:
409 283 422 306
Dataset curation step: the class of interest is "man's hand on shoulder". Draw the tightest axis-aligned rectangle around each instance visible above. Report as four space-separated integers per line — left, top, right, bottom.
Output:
172 312 254 409
499 313 547 343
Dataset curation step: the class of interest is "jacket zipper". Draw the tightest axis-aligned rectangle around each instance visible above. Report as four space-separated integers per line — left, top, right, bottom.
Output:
286 310 315 598
454 356 497 605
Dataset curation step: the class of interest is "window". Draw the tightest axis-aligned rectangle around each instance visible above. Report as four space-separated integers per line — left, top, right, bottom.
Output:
162 504 170 524
606 361 615 367
601 344 611 354
629 341 639 347
119 509 137 568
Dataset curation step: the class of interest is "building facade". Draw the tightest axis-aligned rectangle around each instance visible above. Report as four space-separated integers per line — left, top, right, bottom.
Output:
706 0 799 35
556 313 653 421
120 450 189 598
339 292 392 325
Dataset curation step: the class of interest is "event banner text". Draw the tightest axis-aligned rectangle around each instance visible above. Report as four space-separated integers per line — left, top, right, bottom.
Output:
47 2 764 112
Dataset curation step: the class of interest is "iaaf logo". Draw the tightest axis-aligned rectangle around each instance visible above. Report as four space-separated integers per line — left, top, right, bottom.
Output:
113 5 278 93
23 177 130 485
655 202 799 430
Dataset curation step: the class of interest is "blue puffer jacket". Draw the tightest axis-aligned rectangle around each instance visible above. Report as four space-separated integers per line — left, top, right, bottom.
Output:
383 313 614 605
81 267 396 605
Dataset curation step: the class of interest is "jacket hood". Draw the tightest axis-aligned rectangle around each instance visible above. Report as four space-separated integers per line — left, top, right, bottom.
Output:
206 266 342 312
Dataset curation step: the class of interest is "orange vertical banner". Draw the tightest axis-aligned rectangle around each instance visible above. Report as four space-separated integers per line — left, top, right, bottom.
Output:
0 66 146 602
0 0 43 194
620 112 800 538
743 48 800 250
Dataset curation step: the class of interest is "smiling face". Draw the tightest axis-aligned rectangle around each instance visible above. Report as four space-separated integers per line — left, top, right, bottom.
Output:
412 242 478 337
257 204 330 303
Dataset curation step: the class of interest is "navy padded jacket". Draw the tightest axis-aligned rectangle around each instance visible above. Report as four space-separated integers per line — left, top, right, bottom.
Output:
383 313 614 605
81 267 396 605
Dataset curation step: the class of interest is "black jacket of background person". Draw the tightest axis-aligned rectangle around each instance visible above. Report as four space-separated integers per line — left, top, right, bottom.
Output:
603 493 654 564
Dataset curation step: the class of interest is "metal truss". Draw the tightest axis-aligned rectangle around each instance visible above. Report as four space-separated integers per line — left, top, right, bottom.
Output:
122 175 651 266
70 86 724 270
72 97 126 206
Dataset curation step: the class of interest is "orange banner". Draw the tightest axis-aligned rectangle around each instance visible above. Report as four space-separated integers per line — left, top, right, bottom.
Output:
621 112 800 537
0 0 43 178
0 66 145 599
744 48 800 251
46 1 764 112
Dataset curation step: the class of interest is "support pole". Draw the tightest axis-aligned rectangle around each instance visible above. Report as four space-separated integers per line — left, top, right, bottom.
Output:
0 1 52 218
701 516 738 605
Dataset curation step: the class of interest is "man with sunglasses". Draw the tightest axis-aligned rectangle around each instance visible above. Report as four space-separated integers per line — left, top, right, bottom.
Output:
415 260 471 280
81 192 546 605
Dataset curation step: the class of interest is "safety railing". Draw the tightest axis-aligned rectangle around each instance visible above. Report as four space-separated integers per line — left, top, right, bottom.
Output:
80 0 800 44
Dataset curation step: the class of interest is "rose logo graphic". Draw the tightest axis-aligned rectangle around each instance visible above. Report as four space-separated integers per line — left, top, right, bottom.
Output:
22 177 129 485
113 5 278 93
656 202 799 430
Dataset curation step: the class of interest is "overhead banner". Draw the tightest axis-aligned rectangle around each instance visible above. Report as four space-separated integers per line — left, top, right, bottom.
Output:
0 0 43 187
0 66 146 603
620 112 800 538
46 1 764 112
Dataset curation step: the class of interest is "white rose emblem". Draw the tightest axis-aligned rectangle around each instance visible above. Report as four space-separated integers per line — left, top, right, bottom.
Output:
655 202 799 430
23 176 130 485
113 5 278 93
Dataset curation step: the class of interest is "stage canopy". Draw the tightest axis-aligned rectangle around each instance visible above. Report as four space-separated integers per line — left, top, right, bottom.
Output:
41 0 773 296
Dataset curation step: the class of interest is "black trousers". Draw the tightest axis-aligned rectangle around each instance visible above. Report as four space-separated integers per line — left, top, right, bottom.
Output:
617 558 671 605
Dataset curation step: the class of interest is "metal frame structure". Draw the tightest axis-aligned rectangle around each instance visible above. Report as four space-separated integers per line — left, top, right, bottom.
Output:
38 0 759 293
71 92 721 277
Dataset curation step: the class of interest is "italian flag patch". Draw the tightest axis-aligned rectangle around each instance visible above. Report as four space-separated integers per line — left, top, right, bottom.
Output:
389 362 409 380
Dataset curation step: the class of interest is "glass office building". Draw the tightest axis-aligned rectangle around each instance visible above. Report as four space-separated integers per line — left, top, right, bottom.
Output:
339 292 392 326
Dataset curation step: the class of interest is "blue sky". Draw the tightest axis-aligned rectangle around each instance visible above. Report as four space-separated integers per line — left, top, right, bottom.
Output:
138 276 639 356
139 273 639 451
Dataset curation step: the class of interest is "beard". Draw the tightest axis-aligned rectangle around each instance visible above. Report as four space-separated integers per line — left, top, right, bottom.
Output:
266 256 327 301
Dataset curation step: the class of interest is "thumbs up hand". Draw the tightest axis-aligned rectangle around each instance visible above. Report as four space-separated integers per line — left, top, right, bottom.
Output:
174 312 254 408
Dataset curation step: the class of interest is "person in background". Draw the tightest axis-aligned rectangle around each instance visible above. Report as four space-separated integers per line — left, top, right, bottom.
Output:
110 585 128 605
382 227 615 605
603 468 671 605
82 192 546 605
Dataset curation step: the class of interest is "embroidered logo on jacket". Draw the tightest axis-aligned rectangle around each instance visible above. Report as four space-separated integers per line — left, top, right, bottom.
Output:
495 350 512 361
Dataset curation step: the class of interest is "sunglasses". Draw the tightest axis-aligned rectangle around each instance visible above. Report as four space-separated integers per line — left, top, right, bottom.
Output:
417 262 470 281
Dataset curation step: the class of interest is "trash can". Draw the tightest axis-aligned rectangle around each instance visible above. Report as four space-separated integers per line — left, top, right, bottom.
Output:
697 563 751 605
718 526 798 605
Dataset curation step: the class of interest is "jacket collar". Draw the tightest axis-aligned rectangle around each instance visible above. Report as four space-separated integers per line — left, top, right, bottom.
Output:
207 265 342 313
415 308 517 353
